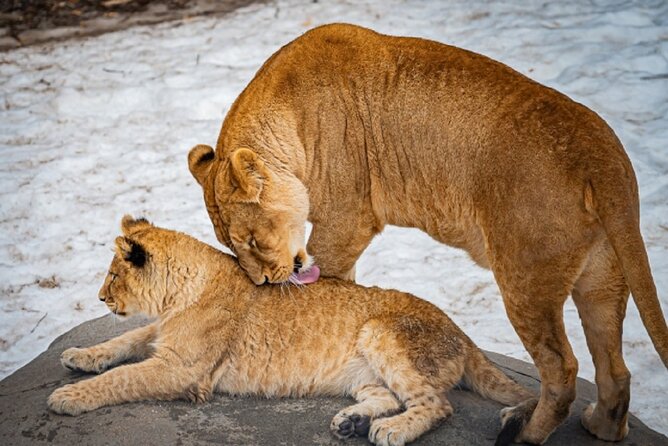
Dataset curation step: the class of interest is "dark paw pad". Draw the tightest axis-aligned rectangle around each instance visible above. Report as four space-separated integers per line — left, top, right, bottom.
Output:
336 414 371 439
350 414 371 436
337 419 355 438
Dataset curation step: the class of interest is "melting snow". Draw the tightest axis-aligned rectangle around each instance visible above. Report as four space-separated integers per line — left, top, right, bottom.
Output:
1 0 666 435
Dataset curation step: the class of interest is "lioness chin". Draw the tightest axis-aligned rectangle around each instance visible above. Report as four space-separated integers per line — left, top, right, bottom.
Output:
48 216 533 446
189 23 668 445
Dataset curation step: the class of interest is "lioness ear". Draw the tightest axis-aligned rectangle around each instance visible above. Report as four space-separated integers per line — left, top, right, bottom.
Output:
115 236 147 268
188 144 215 186
229 148 268 203
121 215 152 235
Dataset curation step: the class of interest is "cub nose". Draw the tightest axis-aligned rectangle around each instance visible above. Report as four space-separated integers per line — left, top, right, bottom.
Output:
293 255 303 273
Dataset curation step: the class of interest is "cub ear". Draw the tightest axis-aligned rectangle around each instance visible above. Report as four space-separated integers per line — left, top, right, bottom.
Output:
121 215 152 235
229 148 268 203
188 144 215 186
115 236 147 268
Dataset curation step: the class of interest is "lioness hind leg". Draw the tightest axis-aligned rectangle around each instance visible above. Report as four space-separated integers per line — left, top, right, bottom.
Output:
356 320 453 446
494 283 578 445
483 216 586 445
572 241 631 441
331 383 401 439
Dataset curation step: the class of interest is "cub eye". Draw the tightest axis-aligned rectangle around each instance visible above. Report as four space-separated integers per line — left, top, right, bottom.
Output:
248 237 257 249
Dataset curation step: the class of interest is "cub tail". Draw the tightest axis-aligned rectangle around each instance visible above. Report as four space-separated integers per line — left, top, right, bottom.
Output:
462 348 537 446
462 347 534 406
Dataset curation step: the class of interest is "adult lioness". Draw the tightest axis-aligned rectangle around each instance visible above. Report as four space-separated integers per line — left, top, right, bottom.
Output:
188 23 668 444
48 216 533 446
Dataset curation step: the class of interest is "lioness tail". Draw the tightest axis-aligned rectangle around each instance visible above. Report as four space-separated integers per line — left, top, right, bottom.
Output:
589 153 668 368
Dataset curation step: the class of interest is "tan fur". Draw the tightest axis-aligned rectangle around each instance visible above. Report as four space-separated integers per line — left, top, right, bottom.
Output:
48 217 532 446
188 24 668 443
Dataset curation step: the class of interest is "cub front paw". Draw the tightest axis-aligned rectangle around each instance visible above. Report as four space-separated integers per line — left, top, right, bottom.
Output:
369 418 406 446
331 411 371 439
61 347 108 373
48 384 96 416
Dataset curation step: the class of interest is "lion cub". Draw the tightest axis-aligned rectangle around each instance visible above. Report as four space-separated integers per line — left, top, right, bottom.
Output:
48 216 532 446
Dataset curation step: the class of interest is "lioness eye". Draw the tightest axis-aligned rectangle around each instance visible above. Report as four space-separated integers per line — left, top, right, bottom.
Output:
248 237 257 249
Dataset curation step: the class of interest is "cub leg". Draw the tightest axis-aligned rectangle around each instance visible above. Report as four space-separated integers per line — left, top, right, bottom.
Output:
307 213 379 281
60 322 158 373
496 285 578 445
48 356 195 415
572 241 631 441
368 392 452 446
357 320 454 446
331 383 402 439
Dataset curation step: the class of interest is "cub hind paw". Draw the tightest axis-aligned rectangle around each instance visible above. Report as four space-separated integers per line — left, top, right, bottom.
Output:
331 412 371 439
369 418 407 446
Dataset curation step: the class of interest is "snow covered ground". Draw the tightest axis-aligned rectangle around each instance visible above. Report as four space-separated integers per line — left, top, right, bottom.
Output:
1 0 667 436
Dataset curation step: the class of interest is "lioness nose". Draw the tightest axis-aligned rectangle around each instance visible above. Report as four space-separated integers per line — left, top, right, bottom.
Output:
293 255 303 273
98 292 107 302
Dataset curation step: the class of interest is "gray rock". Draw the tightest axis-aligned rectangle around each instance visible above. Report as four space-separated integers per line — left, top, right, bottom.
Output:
0 315 666 445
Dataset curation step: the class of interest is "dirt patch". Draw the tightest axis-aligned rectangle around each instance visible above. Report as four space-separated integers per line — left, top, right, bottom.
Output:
0 0 261 51
37 275 59 289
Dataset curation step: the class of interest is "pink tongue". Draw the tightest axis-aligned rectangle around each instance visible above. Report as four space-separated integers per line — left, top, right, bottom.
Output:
291 265 320 285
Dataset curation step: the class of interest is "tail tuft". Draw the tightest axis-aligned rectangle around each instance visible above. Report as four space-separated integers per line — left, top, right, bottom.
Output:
495 399 538 446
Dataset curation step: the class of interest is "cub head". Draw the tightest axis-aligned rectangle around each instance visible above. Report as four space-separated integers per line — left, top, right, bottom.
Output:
98 216 202 317
188 144 310 285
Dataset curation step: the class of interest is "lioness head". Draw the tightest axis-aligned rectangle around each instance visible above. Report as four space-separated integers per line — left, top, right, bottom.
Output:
188 144 311 285
98 216 205 317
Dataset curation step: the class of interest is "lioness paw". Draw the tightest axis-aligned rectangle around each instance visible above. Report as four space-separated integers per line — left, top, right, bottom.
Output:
61 347 108 373
369 418 407 446
331 411 371 439
581 402 629 442
48 385 95 416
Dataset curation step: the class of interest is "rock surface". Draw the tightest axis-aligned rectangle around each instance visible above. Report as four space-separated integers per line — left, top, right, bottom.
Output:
0 315 666 445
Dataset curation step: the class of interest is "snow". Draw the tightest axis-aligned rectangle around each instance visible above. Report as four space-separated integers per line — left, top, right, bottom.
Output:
1 0 667 436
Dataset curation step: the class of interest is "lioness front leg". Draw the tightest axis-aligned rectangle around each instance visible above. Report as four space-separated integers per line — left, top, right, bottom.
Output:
48 356 193 415
307 214 379 281
61 322 158 374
